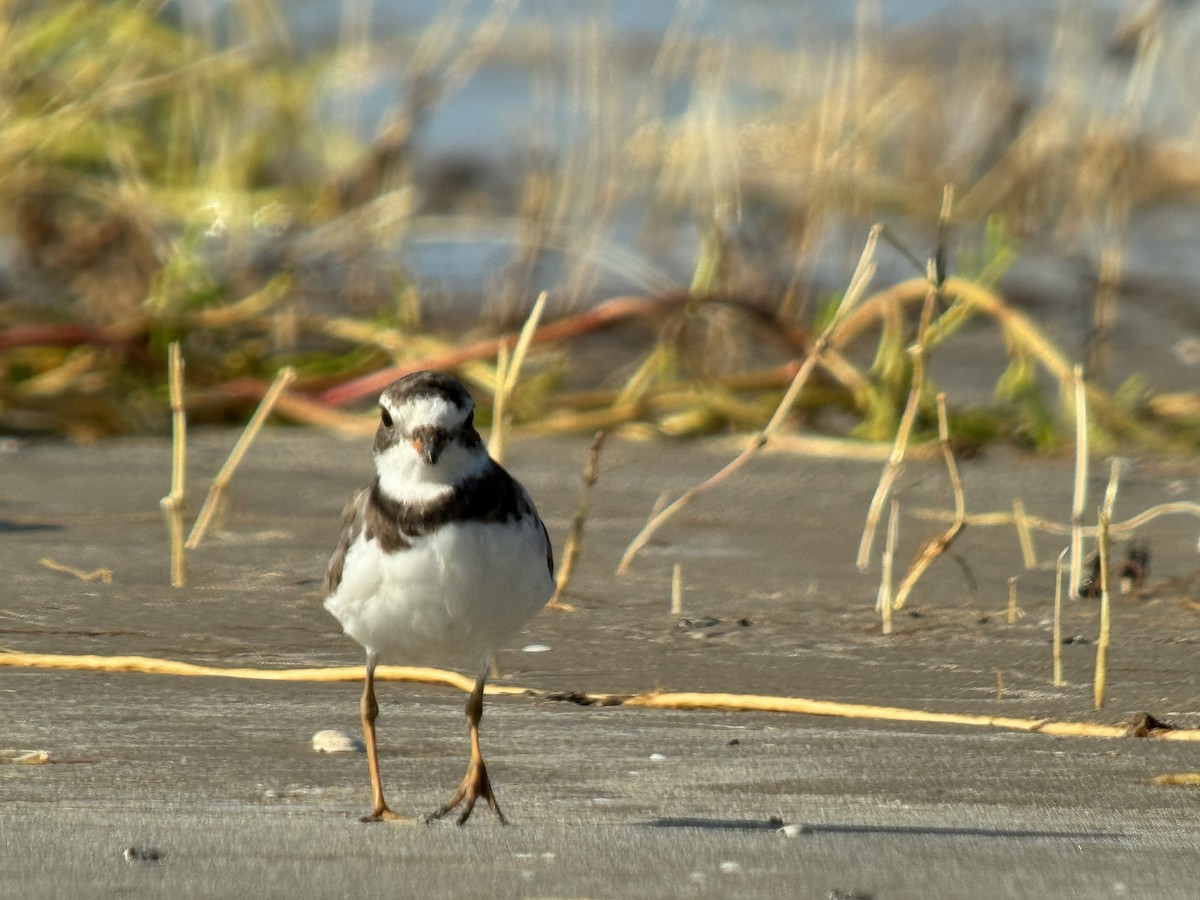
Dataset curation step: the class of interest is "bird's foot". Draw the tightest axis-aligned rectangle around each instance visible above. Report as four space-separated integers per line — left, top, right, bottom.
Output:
360 804 407 824
421 756 507 826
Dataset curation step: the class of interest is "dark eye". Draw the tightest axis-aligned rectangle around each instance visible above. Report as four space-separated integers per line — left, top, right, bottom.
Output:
380 407 393 428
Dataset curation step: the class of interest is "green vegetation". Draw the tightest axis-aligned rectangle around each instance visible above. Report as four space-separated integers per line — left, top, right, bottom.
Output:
2 0 1199 451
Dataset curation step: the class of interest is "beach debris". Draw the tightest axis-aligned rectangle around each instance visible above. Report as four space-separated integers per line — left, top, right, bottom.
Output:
122 847 163 863
311 729 365 753
38 559 112 584
0 748 51 764
521 643 551 653
549 430 606 611
1127 712 1176 738
1150 773 1200 787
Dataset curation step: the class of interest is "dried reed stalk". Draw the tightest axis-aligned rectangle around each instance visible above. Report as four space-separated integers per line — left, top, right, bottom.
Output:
1087 241 1123 380
185 273 292 328
160 342 186 587
1094 459 1121 711
186 366 296 549
1053 548 1067 686
489 342 510 462
319 292 682 407
1070 365 1088 599
38 558 113 584
617 226 881 573
1151 774 1200 786
8 649 1200 741
488 291 547 464
856 276 939 572
549 430 607 611
671 563 683 616
892 394 964 610
913 500 1200 537
1012 497 1037 568
878 499 899 634
1006 577 1020 625
1093 507 1112 710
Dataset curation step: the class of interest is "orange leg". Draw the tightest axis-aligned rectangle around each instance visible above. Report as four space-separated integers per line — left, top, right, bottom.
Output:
359 651 403 823
423 664 507 826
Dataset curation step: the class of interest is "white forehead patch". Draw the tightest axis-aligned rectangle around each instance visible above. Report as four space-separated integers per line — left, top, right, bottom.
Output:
383 394 468 434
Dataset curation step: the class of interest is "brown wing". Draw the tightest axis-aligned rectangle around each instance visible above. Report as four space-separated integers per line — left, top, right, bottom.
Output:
324 487 368 596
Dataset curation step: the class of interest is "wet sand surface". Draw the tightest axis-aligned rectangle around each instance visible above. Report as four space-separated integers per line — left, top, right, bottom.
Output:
3 430 1200 898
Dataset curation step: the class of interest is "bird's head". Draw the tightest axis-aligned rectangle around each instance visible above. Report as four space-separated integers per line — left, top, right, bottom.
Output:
373 371 485 500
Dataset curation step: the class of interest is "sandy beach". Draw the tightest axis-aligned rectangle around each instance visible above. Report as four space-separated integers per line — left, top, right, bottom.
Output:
3 430 1200 898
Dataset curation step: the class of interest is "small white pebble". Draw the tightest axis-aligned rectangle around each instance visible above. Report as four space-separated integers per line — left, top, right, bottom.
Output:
649 752 666 761
778 823 804 838
521 643 551 653
719 861 741 874
311 729 364 753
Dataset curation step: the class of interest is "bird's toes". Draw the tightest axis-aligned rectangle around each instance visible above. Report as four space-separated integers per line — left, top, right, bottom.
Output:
360 808 406 824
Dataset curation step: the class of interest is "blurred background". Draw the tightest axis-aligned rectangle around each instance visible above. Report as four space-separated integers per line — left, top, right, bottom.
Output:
2 0 1199 449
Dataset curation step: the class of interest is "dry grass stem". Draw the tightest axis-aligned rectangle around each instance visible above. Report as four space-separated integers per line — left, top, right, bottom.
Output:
616 226 881 574
7 650 1200 743
160 342 186 587
878 499 899 634
1070 364 1088 599
1093 506 1112 710
1006 576 1020 625
763 434 937 461
1012 497 1037 568
856 278 939 572
489 342 511 462
38 558 113 584
186 366 297 549
671 563 683 616
1151 774 1200 786
1053 547 1067 686
1093 461 1120 711
319 292 677 408
503 291 548 398
1087 241 1123 380
1103 457 1122 516
488 291 547 464
893 394 965 610
549 429 607 610
912 500 1200 537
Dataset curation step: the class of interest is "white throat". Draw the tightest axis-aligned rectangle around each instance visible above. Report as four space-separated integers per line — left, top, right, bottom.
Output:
375 437 489 505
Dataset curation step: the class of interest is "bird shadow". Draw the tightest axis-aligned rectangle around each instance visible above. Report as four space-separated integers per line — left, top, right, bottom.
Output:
0 519 64 534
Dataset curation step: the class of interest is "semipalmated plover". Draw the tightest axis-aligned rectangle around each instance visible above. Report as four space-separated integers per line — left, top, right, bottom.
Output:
324 371 554 824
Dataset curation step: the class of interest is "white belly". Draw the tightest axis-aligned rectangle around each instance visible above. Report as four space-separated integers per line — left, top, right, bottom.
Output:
324 516 554 667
